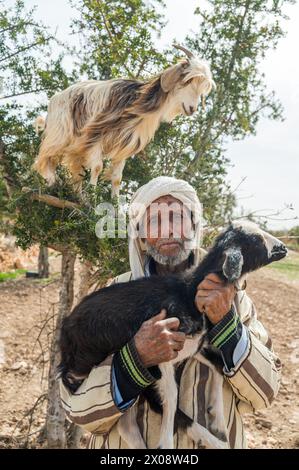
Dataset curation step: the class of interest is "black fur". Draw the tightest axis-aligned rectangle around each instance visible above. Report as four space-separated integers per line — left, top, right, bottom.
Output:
59 224 287 393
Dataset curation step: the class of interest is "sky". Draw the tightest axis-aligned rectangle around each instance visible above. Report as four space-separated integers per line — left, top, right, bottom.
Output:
4 0 299 230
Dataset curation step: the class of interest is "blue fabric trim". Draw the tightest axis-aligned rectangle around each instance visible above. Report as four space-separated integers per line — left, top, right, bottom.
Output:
222 324 249 373
112 365 136 411
233 324 249 365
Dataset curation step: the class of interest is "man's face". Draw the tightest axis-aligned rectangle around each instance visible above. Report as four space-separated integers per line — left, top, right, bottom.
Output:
140 195 194 264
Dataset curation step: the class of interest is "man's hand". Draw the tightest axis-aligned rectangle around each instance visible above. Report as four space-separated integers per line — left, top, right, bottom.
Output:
134 309 186 368
195 273 236 325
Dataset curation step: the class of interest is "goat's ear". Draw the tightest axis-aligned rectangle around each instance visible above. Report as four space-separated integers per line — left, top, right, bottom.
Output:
222 247 244 283
161 63 185 92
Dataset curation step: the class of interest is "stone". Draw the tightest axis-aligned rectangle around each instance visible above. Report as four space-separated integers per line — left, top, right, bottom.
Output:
255 418 272 429
10 361 28 371
13 258 24 269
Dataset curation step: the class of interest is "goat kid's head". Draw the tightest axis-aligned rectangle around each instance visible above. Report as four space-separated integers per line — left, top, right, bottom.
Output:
160 44 215 119
216 221 287 283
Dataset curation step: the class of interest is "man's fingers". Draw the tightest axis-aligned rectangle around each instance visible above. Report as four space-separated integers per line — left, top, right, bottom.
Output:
197 278 224 291
204 273 223 283
196 289 211 298
160 316 180 330
170 331 186 342
170 340 185 351
151 309 167 322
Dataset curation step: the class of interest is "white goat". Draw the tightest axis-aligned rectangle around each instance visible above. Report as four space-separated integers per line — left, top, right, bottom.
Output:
33 45 215 196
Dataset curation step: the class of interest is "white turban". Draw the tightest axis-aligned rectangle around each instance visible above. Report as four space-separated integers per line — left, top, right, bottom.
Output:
128 176 204 279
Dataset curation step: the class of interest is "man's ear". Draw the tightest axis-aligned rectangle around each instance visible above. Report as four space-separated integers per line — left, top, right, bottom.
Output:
222 247 243 283
139 237 147 252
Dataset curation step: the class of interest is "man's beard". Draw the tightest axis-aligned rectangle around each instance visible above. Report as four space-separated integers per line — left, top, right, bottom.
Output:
145 239 192 267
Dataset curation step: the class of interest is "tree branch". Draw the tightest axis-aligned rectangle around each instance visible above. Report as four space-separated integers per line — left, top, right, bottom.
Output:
0 137 16 197
0 21 41 35
0 37 53 64
97 0 114 43
21 187 80 209
0 88 49 100
185 0 252 172
95 0 133 77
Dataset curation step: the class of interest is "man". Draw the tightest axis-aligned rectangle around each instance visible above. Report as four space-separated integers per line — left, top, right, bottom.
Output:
59 176 281 449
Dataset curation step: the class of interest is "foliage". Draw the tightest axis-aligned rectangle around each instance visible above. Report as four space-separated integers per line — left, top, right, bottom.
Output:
0 268 26 282
0 0 295 277
70 0 167 78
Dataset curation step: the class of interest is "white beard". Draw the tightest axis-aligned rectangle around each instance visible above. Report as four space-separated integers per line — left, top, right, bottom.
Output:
145 240 191 267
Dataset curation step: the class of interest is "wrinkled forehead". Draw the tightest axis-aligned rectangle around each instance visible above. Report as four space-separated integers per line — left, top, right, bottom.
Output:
144 195 192 220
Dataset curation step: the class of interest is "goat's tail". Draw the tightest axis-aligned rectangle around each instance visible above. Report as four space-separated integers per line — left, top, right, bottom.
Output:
34 115 46 135
32 114 65 185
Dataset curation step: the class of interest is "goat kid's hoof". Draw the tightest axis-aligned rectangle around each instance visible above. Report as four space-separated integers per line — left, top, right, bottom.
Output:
209 426 228 443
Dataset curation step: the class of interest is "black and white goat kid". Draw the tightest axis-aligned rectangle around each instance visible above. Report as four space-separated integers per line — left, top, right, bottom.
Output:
59 221 287 448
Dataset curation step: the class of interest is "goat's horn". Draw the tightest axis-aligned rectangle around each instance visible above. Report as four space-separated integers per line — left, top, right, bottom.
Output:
173 44 194 59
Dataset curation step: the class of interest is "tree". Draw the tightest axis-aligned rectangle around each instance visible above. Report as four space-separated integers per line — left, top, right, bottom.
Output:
70 0 167 79
0 0 294 448
0 0 79 449
289 226 299 245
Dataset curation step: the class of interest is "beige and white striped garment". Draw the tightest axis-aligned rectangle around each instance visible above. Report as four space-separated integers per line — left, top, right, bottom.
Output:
59 270 282 449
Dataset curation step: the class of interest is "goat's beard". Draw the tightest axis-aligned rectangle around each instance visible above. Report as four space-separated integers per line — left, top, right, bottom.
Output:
145 239 192 267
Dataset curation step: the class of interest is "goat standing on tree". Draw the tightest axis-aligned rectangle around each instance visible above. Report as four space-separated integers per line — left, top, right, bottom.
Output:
32 45 215 196
58 176 283 449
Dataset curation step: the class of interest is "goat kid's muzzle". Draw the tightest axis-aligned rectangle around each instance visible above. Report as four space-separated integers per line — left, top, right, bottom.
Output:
269 244 288 261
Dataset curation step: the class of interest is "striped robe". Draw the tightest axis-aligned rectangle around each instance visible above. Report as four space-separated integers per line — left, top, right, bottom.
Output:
59 271 282 449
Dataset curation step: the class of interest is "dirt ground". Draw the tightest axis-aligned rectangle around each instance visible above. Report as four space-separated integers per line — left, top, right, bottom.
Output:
0 247 298 449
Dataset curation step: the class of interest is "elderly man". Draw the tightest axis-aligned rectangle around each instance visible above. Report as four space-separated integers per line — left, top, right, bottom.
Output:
59 176 281 449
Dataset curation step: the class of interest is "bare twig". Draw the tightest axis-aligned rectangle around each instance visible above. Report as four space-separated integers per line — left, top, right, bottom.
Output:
11 394 47 439
21 187 80 209
0 88 49 100
0 37 53 63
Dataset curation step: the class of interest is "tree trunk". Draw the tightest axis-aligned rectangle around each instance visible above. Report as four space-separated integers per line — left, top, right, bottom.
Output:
38 245 49 278
46 251 76 449
0 137 14 197
67 423 84 449
76 260 95 302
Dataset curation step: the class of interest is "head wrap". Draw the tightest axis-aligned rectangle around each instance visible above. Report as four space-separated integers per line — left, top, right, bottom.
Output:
128 176 204 279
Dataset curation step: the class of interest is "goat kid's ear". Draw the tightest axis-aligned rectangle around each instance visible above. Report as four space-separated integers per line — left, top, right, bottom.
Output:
222 247 244 283
161 63 186 92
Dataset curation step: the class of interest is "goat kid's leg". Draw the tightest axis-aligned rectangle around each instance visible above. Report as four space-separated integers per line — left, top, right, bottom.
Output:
156 362 177 449
110 160 126 199
117 406 146 449
186 421 228 449
176 409 228 450
196 353 228 443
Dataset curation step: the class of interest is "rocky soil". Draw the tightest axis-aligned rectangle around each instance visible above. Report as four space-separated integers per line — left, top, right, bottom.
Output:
0 244 298 449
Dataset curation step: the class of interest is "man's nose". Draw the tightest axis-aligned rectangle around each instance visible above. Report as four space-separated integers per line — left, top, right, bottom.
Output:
168 220 174 238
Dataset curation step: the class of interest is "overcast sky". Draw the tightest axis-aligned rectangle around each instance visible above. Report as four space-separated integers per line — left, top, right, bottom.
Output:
5 0 299 229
